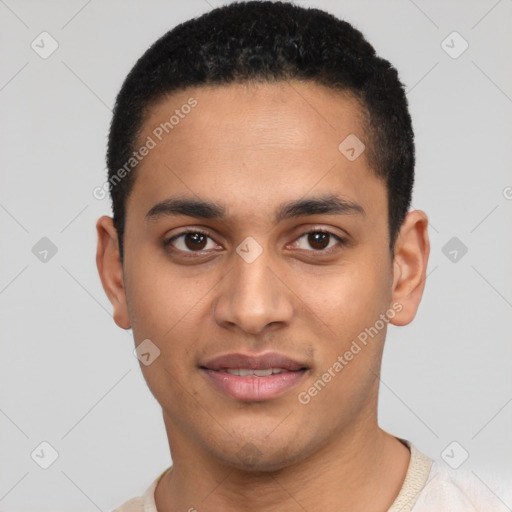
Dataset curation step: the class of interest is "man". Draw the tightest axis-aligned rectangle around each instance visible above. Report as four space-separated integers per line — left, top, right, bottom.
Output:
96 2 498 510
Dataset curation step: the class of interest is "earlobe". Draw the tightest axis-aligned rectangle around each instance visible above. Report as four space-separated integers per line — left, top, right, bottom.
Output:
95 216 131 329
389 210 430 327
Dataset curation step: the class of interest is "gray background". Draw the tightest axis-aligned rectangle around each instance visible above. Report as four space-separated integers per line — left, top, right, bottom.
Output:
1 0 511 510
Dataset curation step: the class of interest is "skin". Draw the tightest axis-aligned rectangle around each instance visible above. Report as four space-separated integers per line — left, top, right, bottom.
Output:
96 81 430 512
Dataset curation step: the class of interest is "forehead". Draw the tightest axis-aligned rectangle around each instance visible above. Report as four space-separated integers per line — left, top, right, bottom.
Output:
139 81 366 154
127 81 385 226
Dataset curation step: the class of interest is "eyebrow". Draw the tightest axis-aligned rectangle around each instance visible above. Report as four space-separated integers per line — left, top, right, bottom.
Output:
145 194 365 223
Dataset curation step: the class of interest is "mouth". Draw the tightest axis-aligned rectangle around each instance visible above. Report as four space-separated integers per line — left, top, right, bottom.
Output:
199 352 309 401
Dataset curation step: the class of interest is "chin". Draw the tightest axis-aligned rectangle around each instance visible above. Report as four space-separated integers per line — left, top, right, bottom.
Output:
207 433 311 474
220 451 299 474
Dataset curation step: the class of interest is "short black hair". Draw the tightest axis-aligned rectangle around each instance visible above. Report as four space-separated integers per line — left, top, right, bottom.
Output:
107 0 415 261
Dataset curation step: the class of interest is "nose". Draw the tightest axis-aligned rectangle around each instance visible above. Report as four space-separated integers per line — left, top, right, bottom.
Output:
213 248 294 335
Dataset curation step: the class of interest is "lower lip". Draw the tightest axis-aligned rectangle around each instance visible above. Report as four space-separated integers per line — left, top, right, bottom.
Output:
201 369 307 401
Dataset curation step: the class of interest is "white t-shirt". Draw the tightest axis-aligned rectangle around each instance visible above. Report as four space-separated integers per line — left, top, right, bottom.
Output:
113 439 509 511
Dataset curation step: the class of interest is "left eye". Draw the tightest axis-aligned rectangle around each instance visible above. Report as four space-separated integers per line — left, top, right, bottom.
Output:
292 230 345 252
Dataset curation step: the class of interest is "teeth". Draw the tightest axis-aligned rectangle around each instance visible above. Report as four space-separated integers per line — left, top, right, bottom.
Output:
223 368 288 376
254 369 273 377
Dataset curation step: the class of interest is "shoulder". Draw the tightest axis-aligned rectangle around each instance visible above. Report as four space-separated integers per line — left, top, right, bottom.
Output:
413 461 511 512
111 467 170 512
112 496 144 512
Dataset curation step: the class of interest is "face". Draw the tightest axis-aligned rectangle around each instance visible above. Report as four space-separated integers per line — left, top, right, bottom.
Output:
97 81 429 472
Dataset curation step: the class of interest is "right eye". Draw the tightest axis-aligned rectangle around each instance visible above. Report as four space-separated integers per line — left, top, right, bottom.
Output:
164 230 221 255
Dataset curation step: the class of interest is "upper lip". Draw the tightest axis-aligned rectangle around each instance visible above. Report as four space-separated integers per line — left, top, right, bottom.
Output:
200 351 308 371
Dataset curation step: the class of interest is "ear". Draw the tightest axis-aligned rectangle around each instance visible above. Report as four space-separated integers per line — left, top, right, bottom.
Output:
389 210 430 326
95 216 131 329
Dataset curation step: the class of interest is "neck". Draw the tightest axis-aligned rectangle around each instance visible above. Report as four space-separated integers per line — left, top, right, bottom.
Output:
155 416 410 512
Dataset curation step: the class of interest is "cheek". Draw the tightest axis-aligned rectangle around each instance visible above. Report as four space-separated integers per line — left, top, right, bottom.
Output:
301 259 391 337
123 246 201 336
123 253 211 381
124 264 203 409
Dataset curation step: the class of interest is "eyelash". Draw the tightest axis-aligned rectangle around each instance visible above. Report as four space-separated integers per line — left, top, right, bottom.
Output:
164 228 347 257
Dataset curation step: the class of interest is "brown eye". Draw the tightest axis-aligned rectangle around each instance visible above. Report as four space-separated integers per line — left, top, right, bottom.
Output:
293 230 346 253
183 232 207 250
307 232 330 250
165 230 218 253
